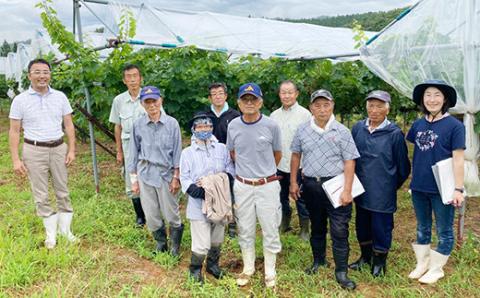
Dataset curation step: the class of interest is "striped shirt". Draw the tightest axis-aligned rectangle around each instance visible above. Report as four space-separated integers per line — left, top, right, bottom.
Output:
9 86 73 142
180 136 235 221
128 112 182 187
291 118 360 177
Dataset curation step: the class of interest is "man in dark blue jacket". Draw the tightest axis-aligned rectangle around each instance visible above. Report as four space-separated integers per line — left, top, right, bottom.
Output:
350 90 411 277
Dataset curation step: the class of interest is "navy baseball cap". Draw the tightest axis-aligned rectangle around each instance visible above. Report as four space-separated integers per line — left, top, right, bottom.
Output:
365 90 391 103
412 80 457 107
140 86 162 101
238 83 263 99
310 89 333 103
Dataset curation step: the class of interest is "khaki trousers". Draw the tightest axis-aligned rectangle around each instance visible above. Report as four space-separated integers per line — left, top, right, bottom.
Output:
190 220 225 255
22 143 73 217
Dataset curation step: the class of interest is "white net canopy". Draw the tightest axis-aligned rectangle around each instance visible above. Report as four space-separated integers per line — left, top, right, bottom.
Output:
361 0 480 195
99 1 371 60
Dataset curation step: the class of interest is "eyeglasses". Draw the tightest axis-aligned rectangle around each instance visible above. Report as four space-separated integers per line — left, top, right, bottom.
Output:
210 92 226 97
30 70 51 75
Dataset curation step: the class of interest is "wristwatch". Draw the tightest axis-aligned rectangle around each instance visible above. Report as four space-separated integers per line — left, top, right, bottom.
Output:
454 187 464 194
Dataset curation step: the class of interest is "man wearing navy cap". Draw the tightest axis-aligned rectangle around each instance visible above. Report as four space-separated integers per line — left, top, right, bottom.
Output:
128 86 184 257
226 83 282 288
350 90 410 277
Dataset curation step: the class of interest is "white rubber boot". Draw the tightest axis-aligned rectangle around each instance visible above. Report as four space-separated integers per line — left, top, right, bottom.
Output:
236 247 255 286
408 243 430 279
43 213 58 249
264 249 277 288
58 212 77 242
418 250 449 284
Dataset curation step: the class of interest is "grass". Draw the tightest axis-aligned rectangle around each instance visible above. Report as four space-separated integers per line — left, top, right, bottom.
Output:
0 112 479 297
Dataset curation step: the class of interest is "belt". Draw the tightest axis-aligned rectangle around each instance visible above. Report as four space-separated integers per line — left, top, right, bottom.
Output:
24 138 64 148
303 176 334 183
236 174 282 186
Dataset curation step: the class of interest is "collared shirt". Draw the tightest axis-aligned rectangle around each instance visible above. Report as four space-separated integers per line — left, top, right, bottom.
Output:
365 117 391 133
291 119 360 177
210 102 229 117
310 114 335 134
226 115 282 178
9 86 73 142
180 136 235 221
270 102 311 172
109 90 146 140
128 112 182 187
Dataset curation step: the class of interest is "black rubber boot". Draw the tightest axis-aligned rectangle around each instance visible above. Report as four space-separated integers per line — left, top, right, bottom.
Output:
206 246 224 279
299 218 310 241
280 211 292 233
152 226 168 253
333 249 356 290
169 224 184 258
131 198 146 227
189 252 206 284
335 271 356 290
227 222 237 238
305 234 328 274
371 250 388 277
305 257 329 275
349 242 372 271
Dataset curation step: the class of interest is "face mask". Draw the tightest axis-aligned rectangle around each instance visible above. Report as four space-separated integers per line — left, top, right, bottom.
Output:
194 131 213 141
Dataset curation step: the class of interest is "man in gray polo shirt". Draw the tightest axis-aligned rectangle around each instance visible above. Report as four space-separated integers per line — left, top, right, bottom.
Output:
109 64 146 227
290 89 360 290
9 58 77 249
226 83 282 288
128 86 184 257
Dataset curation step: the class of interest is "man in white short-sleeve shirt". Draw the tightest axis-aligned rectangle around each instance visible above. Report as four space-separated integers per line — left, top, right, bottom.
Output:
9 58 77 250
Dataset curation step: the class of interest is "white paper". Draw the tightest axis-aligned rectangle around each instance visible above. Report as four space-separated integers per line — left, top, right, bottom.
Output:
321 173 365 208
432 158 455 205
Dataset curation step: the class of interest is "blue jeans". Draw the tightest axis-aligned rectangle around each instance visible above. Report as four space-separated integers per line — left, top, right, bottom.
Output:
411 191 455 255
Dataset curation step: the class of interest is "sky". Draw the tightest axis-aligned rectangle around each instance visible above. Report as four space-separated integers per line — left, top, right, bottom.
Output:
0 0 416 43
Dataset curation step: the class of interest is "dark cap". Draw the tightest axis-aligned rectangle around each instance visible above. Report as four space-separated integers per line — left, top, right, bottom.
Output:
412 79 457 107
140 86 162 101
188 111 214 129
238 83 263 99
310 89 333 103
365 90 391 103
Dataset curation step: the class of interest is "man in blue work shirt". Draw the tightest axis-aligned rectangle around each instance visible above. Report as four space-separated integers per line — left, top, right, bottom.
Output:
128 86 184 257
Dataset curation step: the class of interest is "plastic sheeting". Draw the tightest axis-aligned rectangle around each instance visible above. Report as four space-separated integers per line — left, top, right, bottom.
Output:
361 0 480 195
99 1 371 60
0 57 5 75
3 30 66 89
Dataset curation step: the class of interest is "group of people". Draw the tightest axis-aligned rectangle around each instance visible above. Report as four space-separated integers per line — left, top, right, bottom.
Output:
9 59 465 290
